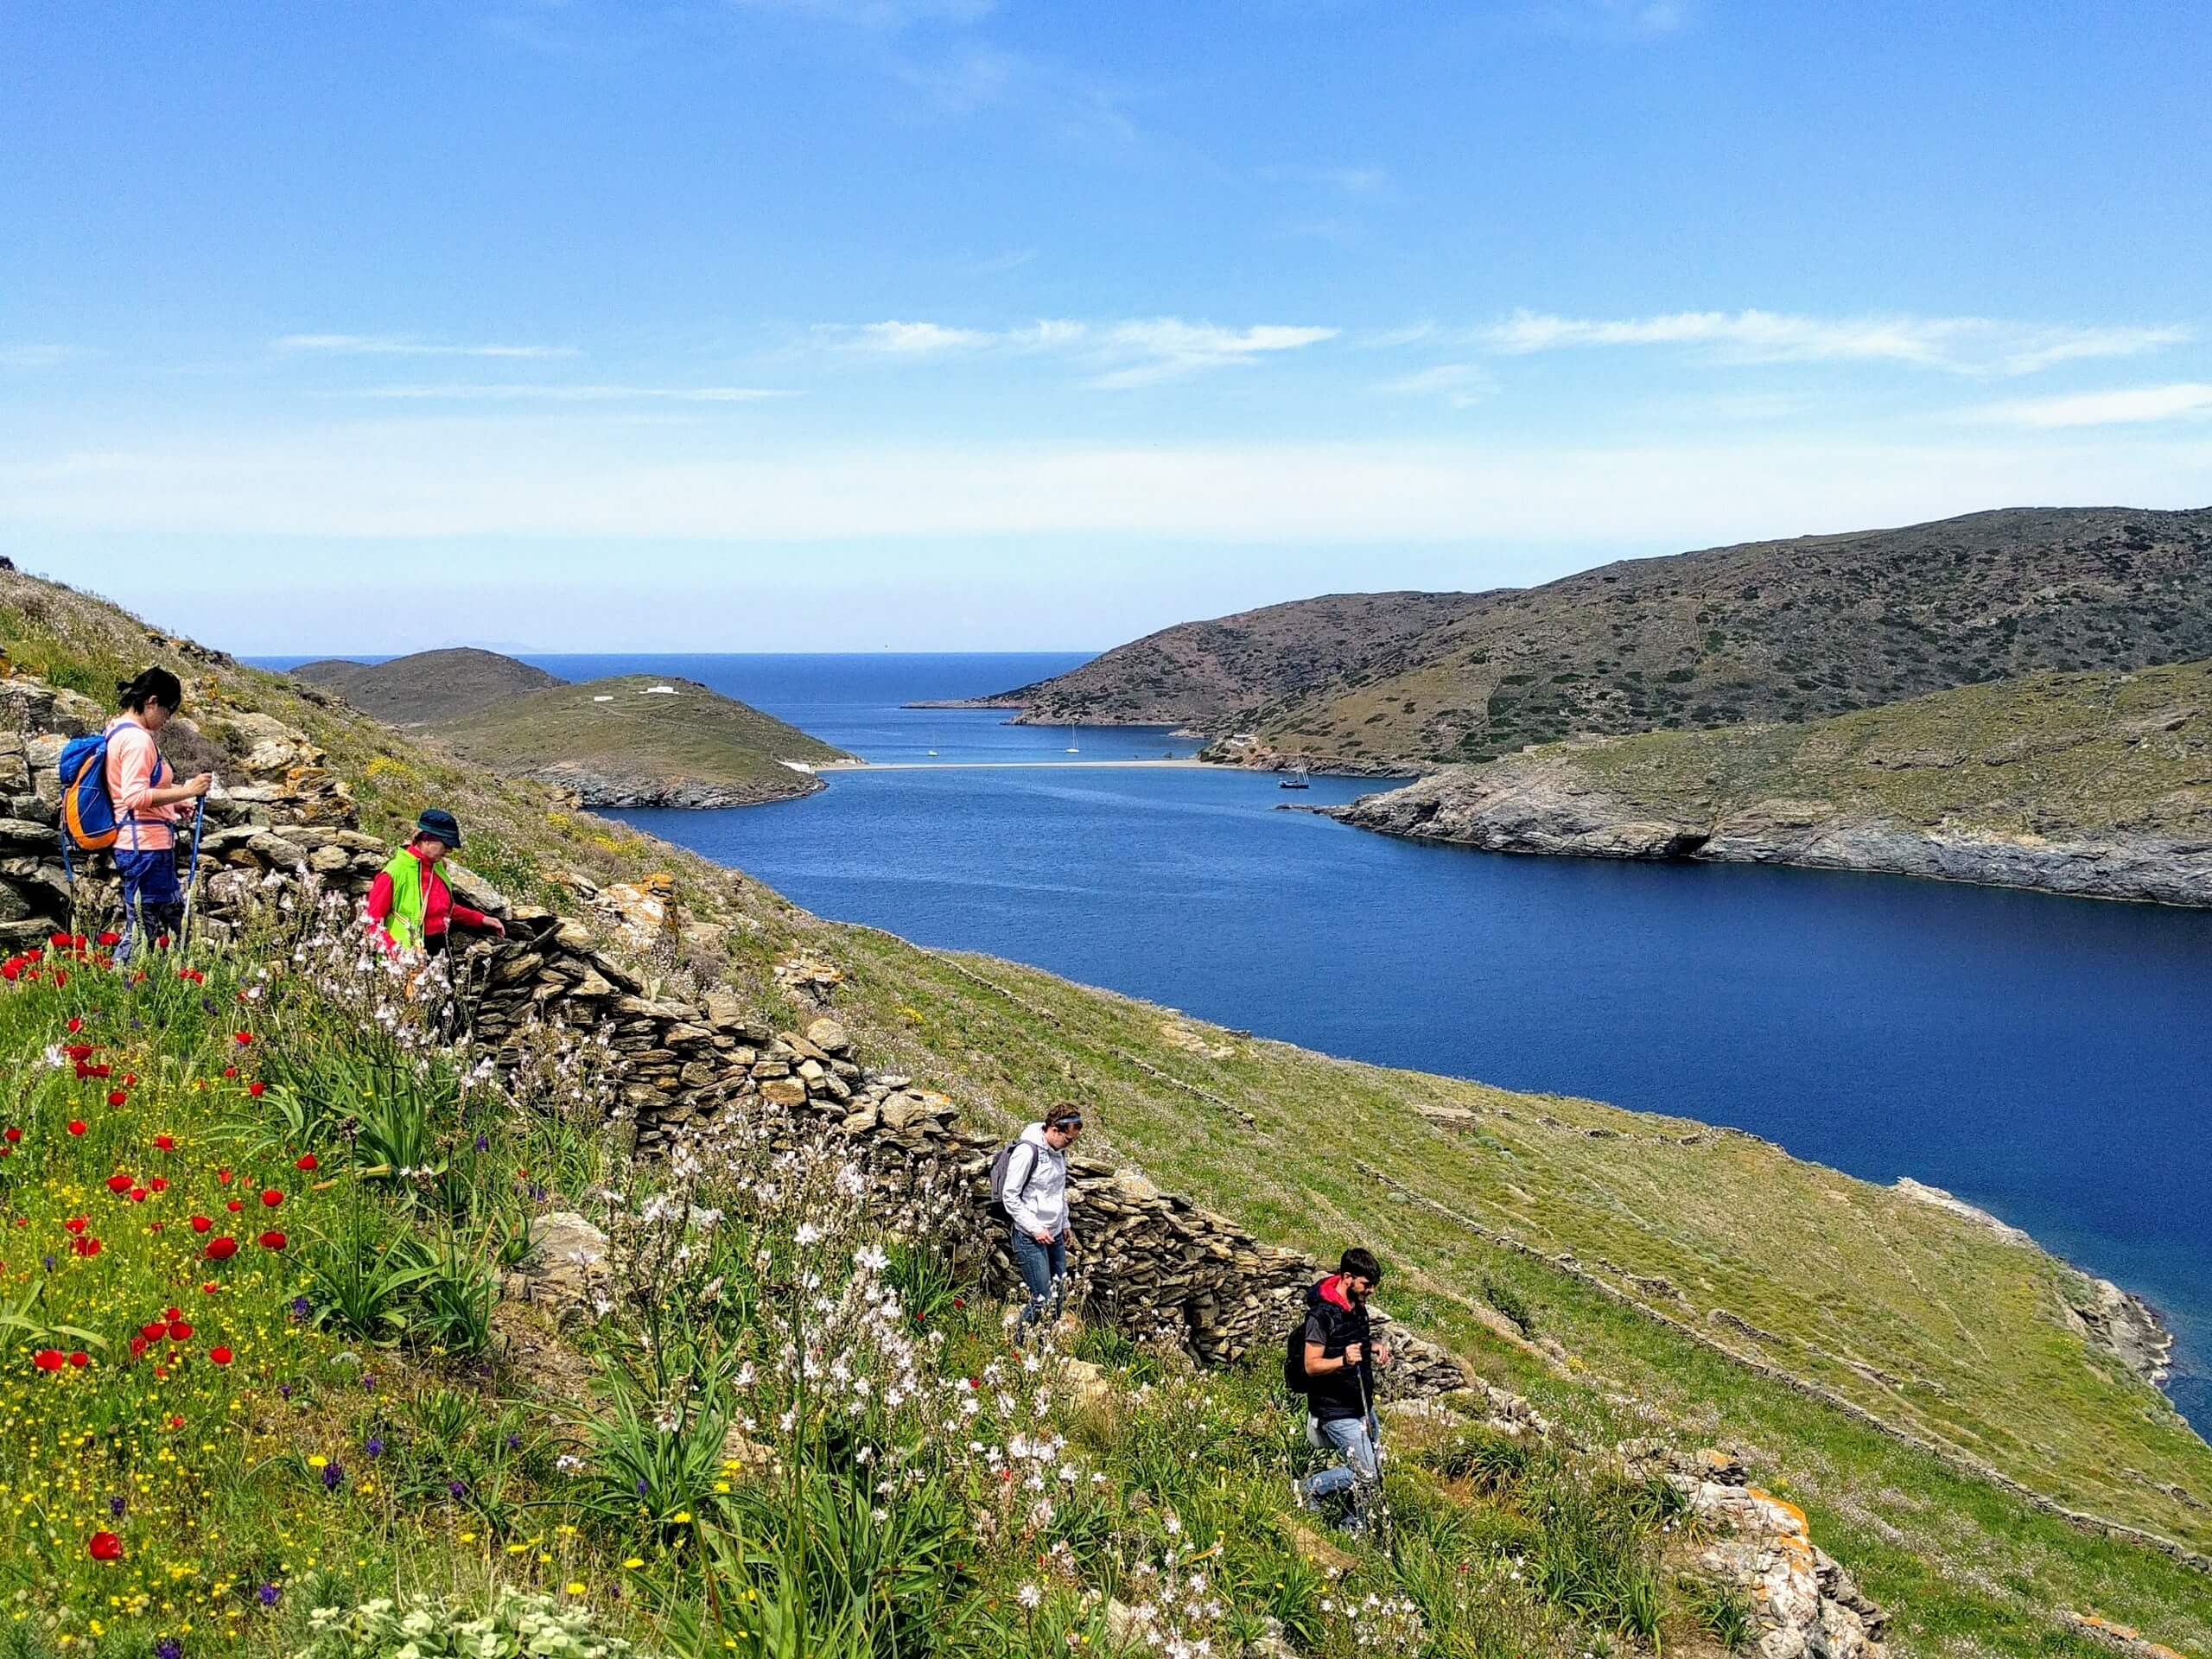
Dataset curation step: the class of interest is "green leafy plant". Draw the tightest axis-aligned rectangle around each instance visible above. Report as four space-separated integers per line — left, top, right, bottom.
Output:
299 1591 636 1659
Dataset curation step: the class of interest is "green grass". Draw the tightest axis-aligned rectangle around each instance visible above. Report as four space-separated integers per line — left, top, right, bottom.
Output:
429 675 853 803
5 563 2211 1656
1558 658 2212 842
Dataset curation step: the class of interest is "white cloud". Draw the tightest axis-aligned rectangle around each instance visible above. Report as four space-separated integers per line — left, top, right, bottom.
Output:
359 384 796 403
1479 308 2190 375
0 344 72 369
275 334 582 359
817 315 1337 385
7 429 2206 546
1969 383 2212 429
1373 363 1491 407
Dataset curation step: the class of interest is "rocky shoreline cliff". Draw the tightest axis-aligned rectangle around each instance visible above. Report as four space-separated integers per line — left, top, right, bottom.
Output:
1325 754 2212 907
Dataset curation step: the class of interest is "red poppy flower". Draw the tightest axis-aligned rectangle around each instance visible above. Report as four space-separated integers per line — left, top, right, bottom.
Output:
123 1073 137 1086
222 1066 238 1079
257 1230 287 1251
205 1236 238 1261
130 1334 149 1359
72 1237 100 1256
129 1188 148 1204
51 969 68 988
167 1321 193 1342
168 1414 184 1428
190 1215 212 1233
3 1128 17 1143
141 1322 168 1341
208 1346 232 1365
97 932 120 947
295 1154 318 1172
200 1281 219 1294
105 1173 133 1195
33 1349 64 1371
90 1063 110 1078
66 1016 83 1033
106 1090 127 1108
226 1199 243 1212
249 1081 266 1098
65 1045 92 1061
153 1134 175 1151
67 1121 86 1136
87 1532 122 1562
64 1217 87 1235
48 932 70 950
261 1189 283 1208
149 1177 168 1193
216 1168 232 1185
235 1031 254 1046
68 1351 89 1368
0 962 18 982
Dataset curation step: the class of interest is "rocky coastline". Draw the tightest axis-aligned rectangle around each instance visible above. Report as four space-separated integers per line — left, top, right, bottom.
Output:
1327 758 2212 908
529 763 827 809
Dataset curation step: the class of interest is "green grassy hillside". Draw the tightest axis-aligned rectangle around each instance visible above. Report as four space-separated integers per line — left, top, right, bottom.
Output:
292 648 563 725
429 675 854 806
3 564 2209 1656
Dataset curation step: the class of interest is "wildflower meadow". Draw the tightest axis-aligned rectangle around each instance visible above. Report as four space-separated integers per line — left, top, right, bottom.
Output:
0 895 1730 1659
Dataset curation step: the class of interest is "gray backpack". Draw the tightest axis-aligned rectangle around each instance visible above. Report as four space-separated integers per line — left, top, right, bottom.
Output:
989 1137 1041 1219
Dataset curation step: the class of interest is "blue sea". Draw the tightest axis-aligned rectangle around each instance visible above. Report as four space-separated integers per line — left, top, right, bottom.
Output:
266 652 2212 1431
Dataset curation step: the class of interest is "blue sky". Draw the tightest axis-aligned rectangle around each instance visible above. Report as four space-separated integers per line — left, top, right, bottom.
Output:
3 0 2209 652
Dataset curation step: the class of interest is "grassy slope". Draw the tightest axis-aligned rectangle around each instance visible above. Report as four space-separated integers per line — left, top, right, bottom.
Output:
291 648 563 725
424 675 853 801
6 567 2212 1652
1227 506 2212 768
1534 658 2212 842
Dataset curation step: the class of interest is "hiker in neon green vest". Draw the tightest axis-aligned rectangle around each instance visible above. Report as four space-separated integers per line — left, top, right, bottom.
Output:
363 808 505 956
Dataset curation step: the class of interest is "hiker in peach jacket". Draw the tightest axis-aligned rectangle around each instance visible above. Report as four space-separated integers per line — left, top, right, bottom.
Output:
105 668 213 965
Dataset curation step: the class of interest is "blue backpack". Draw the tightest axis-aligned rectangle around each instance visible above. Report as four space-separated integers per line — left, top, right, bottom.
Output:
57 724 163 854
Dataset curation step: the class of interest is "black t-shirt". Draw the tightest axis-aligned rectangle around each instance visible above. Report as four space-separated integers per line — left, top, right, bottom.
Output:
1300 1294 1374 1421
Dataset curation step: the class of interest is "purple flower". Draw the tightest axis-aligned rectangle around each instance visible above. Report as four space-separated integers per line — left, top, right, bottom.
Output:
448 1478 469 1499
474 1133 489 1153
157 1639 183 1659
504 1432 521 1452
42 1254 55 1270
289 1296 311 1320
259 1583 282 1606
277 1382 293 1400
109 1496 126 1517
364 1435 385 1458
321 1462 344 1491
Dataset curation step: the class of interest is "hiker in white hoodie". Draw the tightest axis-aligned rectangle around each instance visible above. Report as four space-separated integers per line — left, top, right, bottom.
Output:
1007 1106 1084 1345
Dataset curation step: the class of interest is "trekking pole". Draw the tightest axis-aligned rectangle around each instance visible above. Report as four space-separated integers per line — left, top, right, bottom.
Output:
177 783 210 958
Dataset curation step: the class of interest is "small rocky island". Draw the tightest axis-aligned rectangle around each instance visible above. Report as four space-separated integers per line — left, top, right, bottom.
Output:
293 649 852 807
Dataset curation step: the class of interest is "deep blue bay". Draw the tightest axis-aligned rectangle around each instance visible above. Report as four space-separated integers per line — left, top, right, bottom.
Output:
267 652 2212 1430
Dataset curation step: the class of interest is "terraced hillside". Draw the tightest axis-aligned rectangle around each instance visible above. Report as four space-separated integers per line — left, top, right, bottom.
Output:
3 565 2209 1656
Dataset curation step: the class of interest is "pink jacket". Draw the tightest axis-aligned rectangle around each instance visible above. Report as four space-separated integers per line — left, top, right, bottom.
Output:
104 719 177 852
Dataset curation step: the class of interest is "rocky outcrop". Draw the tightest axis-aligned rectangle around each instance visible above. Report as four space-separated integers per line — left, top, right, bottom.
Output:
1330 757 2212 907
1625 1442 1889 1659
518 764 825 809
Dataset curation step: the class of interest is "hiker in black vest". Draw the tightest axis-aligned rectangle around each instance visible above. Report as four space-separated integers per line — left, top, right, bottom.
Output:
1292 1247 1392 1534
1002 1106 1083 1346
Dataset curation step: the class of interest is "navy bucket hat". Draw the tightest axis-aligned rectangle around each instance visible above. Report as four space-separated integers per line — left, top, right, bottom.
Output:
414 807 462 848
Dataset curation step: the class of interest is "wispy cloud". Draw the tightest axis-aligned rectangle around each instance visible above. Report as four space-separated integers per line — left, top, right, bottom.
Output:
1534 0 1692 42
1478 308 2191 375
816 316 1337 386
275 334 582 360
1262 164 1394 198
1968 383 2212 429
1373 363 1492 408
0 344 72 369
359 384 795 403
889 44 1138 145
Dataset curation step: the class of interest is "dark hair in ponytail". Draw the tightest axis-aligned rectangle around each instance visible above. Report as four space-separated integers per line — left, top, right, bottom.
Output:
117 667 184 714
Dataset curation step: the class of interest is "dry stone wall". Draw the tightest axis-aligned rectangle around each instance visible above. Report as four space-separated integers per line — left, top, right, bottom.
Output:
0 677 1467 1394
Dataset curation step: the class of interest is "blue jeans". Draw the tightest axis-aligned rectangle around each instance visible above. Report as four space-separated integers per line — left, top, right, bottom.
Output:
114 848 183 967
1300 1414 1381 1531
1010 1228 1066 1342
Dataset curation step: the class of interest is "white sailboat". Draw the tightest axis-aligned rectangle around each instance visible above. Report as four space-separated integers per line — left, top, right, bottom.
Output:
1064 726 1080 753
1279 761 1311 789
